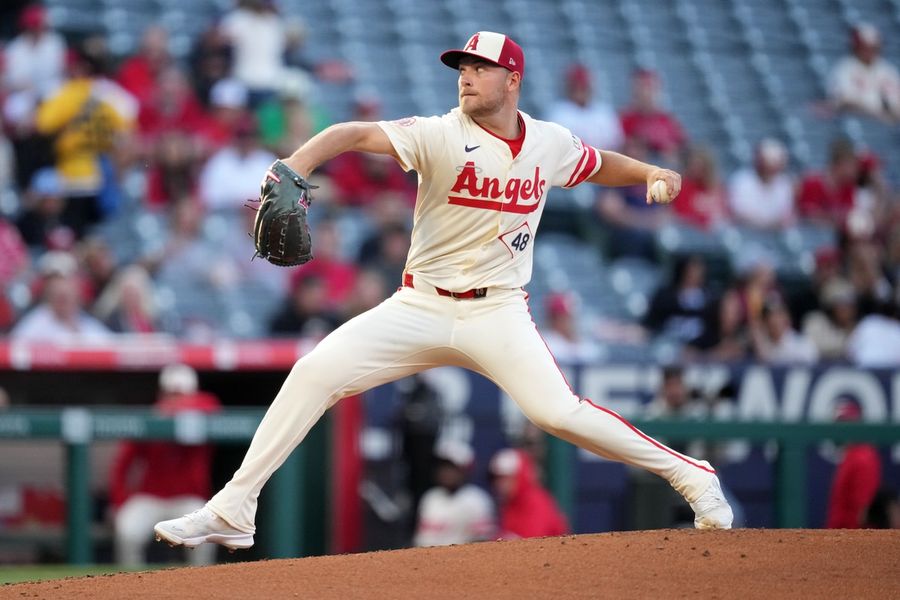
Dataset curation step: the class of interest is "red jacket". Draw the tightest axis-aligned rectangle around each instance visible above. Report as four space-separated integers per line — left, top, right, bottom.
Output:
498 450 569 539
109 391 221 507
826 444 881 529
620 109 685 155
797 173 855 224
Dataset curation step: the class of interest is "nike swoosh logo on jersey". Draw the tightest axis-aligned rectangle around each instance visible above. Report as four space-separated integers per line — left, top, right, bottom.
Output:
464 145 480 152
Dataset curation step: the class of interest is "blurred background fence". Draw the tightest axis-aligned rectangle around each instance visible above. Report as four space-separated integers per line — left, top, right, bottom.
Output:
1 341 899 564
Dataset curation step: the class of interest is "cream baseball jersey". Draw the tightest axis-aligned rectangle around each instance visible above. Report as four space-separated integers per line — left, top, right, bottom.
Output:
377 108 602 291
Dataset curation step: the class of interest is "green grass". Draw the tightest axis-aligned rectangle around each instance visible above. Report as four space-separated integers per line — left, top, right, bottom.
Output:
0 564 158 585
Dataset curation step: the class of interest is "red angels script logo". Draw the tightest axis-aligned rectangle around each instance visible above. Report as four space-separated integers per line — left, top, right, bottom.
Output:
447 161 547 214
464 34 480 52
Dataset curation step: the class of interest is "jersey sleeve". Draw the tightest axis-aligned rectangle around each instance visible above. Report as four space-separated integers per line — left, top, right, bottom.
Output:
550 126 603 188
376 115 446 174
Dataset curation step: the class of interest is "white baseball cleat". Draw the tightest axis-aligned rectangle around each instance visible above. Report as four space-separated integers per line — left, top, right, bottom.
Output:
154 507 254 551
690 475 734 530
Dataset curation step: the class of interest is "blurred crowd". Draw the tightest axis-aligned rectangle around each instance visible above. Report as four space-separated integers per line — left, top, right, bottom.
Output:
543 21 900 368
0 1 414 342
0 3 898 370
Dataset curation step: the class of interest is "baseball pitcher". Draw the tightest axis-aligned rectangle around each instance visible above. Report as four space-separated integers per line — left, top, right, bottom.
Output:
155 31 732 552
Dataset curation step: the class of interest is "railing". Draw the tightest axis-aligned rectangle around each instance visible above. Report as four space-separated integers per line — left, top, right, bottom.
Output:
0 408 305 565
2 409 899 564
546 420 900 530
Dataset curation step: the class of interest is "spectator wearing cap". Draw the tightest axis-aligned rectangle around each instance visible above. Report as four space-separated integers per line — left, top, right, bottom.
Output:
201 77 249 150
644 254 711 347
2 4 66 101
750 298 819 365
198 113 277 212
829 23 900 123
672 145 729 231
619 69 686 165
728 139 795 230
10 273 112 343
16 167 74 250
540 292 602 364
801 279 857 361
413 439 496 547
219 0 287 107
488 448 568 540
826 399 882 528
545 64 624 151
109 364 221 565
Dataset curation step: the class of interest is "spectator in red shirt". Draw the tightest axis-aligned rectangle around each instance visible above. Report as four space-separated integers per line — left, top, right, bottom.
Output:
673 145 729 230
116 26 172 110
110 364 221 566
797 138 859 225
829 23 900 123
326 96 416 207
136 66 209 140
144 131 202 207
826 399 882 528
289 217 358 308
489 448 569 539
620 69 686 165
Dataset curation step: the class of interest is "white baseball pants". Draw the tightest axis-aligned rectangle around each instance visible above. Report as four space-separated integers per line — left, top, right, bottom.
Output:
207 284 715 533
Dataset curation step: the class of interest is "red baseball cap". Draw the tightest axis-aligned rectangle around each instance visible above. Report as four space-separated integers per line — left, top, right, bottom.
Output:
20 4 46 30
566 64 591 87
546 292 574 318
441 31 525 77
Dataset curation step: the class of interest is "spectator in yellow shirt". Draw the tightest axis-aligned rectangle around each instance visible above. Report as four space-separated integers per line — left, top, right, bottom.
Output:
35 43 132 237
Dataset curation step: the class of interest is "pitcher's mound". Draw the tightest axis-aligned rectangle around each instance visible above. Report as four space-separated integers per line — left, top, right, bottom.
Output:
3 529 898 599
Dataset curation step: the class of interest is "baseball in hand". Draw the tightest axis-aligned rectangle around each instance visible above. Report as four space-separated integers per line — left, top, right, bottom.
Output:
649 180 672 203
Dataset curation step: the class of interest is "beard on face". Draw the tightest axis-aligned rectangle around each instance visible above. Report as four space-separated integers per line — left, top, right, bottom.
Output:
459 87 505 117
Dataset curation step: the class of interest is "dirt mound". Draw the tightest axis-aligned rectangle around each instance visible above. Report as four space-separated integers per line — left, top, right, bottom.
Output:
3 529 898 599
